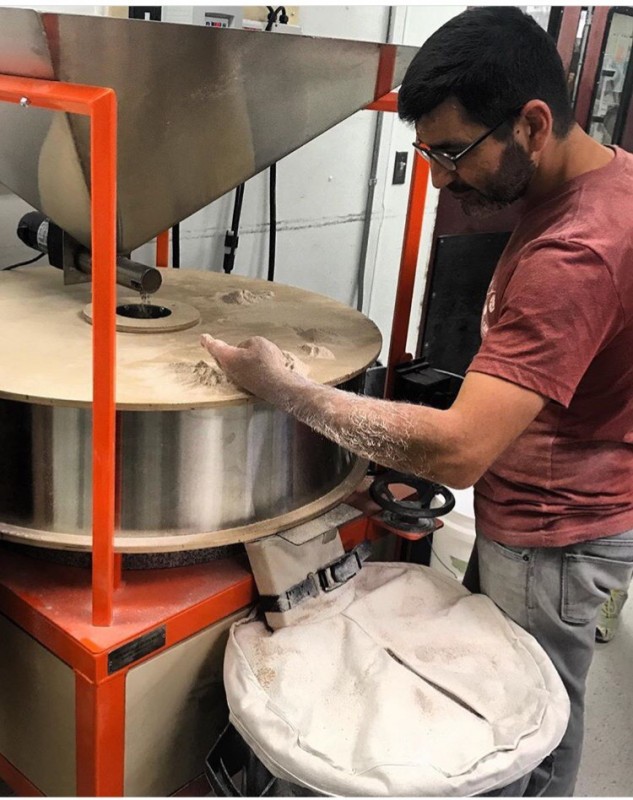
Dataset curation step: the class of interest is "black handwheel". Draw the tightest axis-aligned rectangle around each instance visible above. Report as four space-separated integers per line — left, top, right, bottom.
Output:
369 470 455 521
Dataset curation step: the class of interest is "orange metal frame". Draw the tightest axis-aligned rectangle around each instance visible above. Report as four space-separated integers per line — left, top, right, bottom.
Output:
0 74 118 627
0 547 257 795
156 229 170 267
366 91 431 397
0 78 429 795
0 510 382 795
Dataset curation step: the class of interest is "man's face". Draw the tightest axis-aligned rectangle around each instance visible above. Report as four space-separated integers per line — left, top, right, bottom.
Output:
415 99 535 218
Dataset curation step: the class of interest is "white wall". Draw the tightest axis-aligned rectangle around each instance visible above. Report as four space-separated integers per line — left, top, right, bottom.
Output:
0 5 465 363
365 5 466 362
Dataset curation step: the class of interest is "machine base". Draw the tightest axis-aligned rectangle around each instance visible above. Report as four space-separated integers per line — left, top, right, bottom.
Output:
0 509 377 796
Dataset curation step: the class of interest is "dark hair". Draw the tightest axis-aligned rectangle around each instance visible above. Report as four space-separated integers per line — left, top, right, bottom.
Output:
398 7 574 138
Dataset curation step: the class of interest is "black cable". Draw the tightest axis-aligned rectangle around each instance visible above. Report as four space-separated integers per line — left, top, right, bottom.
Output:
223 182 245 274
265 5 282 31
172 223 180 269
2 252 46 271
267 163 277 282
234 183 245 232
262 11 281 283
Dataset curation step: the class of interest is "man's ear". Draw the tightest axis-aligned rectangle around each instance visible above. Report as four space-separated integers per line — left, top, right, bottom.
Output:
519 100 552 158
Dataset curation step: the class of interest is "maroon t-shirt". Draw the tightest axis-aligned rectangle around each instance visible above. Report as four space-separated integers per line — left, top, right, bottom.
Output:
468 146 633 547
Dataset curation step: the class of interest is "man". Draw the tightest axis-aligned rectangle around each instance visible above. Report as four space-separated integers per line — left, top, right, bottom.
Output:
201 7 633 796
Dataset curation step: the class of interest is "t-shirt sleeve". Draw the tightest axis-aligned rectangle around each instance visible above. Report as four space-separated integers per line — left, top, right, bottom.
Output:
468 239 624 407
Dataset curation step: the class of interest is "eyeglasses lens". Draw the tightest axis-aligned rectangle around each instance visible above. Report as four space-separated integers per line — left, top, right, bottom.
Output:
432 153 457 172
413 144 456 172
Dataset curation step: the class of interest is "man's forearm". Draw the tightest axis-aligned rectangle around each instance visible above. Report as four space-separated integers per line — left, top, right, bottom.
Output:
199 335 545 489
261 370 469 486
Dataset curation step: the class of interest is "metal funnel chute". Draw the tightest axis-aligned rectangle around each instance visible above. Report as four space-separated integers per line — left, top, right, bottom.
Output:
0 8 417 254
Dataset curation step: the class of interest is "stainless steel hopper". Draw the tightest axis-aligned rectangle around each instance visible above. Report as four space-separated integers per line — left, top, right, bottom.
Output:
0 8 417 254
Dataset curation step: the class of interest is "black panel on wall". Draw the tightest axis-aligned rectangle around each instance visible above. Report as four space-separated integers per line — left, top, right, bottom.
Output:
129 7 162 20
420 231 511 376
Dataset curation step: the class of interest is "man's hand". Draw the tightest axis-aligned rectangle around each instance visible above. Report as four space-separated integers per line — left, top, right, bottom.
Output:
200 334 291 400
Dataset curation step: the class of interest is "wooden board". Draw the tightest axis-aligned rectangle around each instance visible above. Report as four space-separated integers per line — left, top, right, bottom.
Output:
0 267 382 409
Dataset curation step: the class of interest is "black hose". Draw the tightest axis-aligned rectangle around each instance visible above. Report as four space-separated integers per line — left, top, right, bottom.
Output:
172 223 180 269
233 184 245 232
263 9 283 282
265 6 278 31
266 6 288 30
223 183 245 274
267 164 277 282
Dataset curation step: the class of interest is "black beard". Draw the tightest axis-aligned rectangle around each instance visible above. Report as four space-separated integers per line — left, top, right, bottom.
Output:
451 140 535 218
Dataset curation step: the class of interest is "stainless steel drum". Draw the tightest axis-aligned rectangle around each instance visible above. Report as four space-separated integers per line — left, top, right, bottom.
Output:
0 267 381 551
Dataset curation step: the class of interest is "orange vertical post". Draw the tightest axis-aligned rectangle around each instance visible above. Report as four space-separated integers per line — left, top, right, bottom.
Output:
365 92 431 399
374 49 397 103
384 152 430 398
156 230 170 267
89 89 118 626
75 672 126 795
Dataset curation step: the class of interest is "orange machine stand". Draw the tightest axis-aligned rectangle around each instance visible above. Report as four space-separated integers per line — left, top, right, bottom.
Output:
0 515 383 796
0 550 255 796
0 78 429 796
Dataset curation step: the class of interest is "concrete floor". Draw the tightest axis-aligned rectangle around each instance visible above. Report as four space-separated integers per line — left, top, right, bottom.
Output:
0 603 631 797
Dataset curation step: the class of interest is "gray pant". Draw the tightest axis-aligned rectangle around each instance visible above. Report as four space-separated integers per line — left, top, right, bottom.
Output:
463 527 633 797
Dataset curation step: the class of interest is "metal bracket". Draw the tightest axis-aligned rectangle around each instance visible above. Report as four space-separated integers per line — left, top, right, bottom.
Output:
47 221 91 285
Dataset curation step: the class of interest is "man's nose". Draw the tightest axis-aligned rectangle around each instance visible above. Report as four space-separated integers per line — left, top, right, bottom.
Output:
429 159 454 189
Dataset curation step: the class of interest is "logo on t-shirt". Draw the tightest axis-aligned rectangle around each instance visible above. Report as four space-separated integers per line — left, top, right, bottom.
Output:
481 283 497 339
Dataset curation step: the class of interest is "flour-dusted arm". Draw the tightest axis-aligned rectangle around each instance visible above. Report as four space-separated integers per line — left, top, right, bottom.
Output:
200 334 546 489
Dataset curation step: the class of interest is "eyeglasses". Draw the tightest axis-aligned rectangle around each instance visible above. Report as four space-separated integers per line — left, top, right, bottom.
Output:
412 107 523 172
